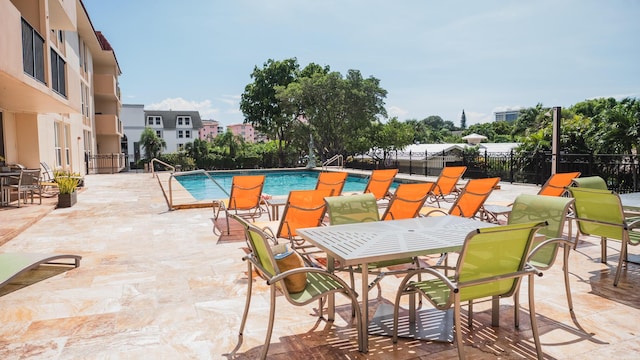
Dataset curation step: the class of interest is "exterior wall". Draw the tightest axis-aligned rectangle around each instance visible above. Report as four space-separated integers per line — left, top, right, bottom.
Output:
199 120 221 141
121 104 145 166
227 123 255 143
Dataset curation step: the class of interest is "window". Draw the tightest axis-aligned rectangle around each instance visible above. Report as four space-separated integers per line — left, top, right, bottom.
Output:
22 18 45 83
178 130 184 138
177 116 191 126
147 116 161 126
178 144 184 150
155 130 162 138
54 123 62 167
64 124 71 166
50 49 66 97
185 130 191 138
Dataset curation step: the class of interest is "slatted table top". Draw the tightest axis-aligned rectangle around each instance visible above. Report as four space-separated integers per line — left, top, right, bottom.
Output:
298 216 496 266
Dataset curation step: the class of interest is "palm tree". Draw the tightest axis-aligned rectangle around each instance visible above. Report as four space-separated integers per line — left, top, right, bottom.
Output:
139 127 167 161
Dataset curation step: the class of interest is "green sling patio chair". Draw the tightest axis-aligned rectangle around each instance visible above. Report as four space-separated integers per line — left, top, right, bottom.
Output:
508 194 575 325
571 175 607 190
325 193 421 293
1 253 81 295
391 221 547 360
230 214 365 359
567 187 640 286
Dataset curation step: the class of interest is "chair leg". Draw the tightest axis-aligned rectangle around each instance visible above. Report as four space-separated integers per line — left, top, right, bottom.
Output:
613 239 628 287
514 286 521 328
260 285 277 359
562 244 574 310
238 261 253 339
527 274 544 360
454 295 465 359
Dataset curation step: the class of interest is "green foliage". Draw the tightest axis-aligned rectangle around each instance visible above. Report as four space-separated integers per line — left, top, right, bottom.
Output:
139 127 167 161
157 153 196 171
54 171 80 194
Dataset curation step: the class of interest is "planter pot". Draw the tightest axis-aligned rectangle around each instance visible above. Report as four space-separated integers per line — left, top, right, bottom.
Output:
57 191 77 208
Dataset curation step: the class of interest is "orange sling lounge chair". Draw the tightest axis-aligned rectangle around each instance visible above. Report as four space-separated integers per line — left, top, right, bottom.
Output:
427 166 467 207
213 175 266 235
422 177 500 219
257 189 334 258
363 169 398 201
483 172 581 223
315 171 348 196
381 182 435 220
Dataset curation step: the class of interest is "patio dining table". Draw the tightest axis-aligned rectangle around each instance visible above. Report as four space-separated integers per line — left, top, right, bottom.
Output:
0 172 21 206
297 215 497 350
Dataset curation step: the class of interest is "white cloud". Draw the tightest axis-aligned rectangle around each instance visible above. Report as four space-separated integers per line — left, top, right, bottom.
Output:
387 105 409 119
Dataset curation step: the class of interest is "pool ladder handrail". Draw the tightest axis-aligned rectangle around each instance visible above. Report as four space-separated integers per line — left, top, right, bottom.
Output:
322 154 344 170
167 169 228 210
150 158 175 178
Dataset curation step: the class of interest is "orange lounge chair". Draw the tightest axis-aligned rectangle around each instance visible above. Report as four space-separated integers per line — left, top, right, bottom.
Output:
427 166 467 206
363 169 398 201
381 182 435 220
422 177 500 219
212 175 266 235
315 171 348 196
483 172 581 223
538 171 581 197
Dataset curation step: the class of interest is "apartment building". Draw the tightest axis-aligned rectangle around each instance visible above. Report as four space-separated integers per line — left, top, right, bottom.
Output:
227 123 255 143
0 0 123 175
199 119 223 141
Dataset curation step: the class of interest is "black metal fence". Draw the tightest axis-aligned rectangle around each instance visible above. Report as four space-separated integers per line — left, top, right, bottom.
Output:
346 151 639 193
87 153 128 174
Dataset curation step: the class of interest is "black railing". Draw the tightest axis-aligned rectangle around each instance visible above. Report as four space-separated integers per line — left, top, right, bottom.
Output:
347 151 639 193
21 18 45 83
87 153 127 174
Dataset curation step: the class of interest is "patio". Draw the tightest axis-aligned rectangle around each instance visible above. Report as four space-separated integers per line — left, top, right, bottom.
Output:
0 173 638 359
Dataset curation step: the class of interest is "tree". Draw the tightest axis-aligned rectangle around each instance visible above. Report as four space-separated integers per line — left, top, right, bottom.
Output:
183 138 211 169
276 67 388 160
460 110 467 130
370 117 415 162
139 127 166 161
240 58 300 167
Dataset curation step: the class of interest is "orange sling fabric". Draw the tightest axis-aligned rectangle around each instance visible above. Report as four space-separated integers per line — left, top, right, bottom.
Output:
538 172 581 197
277 189 333 239
449 177 500 218
431 166 467 197
228 175 266 210
382 182 435 220
364 169 398 200
315 172 348 196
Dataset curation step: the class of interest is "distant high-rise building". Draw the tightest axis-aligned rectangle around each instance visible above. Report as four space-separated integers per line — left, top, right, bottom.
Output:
494 109 521 122
227 123 255 143
199 120 223 141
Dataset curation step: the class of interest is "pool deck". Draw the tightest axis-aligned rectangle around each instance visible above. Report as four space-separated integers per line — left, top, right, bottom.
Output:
0 171 639 359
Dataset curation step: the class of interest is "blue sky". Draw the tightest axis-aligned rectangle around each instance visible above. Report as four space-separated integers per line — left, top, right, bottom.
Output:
82 0 639 127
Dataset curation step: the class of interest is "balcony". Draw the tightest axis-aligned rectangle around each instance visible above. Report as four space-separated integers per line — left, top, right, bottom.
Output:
48 0 76 31
0 7 73 113
94 74 120 102
95 114 122 136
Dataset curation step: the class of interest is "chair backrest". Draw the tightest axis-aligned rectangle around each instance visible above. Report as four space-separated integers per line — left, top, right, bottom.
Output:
277 189 333 239
19 169 41 186
381 182 434 220
538 172 581 196
325 193 380 225
40 162 55 182
567 187 626 240
243 219 279 279
315 172 348 196
228 175 265 210
456 221 546 302
448 177 500 218
363 169 398 200
508 194 574 268
432 166 467 196
572 176 607 190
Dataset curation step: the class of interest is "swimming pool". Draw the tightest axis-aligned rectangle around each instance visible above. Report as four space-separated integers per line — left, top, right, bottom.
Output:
175 170 399 200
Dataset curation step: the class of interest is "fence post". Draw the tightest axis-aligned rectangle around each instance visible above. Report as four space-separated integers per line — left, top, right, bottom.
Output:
509 150 514 183
409 150 413 175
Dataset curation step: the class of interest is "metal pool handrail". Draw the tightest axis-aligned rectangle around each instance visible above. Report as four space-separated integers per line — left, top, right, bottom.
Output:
167 169 228 210
323 154 343 169
150 158 175 178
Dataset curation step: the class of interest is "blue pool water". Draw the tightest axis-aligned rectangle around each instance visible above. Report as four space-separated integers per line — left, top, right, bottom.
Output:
175 170 398 200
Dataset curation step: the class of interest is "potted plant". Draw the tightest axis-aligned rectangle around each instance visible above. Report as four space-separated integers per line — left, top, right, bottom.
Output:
56 173 80 208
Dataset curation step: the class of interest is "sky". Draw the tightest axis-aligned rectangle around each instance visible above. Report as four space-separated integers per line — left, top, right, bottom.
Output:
82 0 640 127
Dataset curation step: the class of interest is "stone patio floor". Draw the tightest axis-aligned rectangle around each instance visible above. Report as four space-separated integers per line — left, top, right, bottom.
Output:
0 172 638 359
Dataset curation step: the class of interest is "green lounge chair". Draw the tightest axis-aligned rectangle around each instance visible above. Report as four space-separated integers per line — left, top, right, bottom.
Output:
230 214 365 358
392 221 547 360
568 187 640 286
508 194 575 325
1 253 81 293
